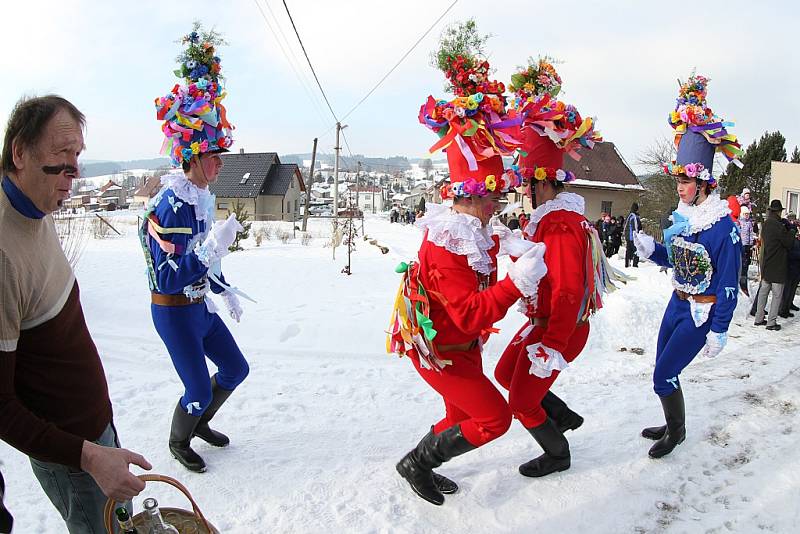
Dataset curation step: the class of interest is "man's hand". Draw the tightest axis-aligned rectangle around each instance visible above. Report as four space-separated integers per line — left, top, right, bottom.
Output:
221 290 243 322
701 330 727 359
633 231 655 259
508 242 547 297
80 441 152 501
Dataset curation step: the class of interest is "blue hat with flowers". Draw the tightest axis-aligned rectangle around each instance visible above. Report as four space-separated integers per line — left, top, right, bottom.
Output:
155 23 234 167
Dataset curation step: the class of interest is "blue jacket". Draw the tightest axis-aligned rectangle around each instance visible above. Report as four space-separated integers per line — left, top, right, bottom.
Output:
650 202 741 334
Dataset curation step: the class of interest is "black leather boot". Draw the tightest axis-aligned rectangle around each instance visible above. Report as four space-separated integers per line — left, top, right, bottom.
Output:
169 403 206 472
396 426 476 505
541 391 584 433
519 417 570 477
641 424 667 440
648 389 686 459
194 377 233 447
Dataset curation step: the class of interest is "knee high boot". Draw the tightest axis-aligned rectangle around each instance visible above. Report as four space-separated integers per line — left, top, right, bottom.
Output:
519 417 571 477
169 403 206 473
193 377 234 447
648 388 686 459
541 391 584 433
396 425 476 506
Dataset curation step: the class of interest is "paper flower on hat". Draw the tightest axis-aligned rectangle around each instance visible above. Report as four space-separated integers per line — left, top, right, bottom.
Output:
665 71 743 181
155 22 234 167
511 55 601 184
509 56 563 101
420 20 524 198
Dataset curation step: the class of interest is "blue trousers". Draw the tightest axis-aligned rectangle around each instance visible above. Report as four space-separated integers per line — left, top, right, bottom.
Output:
653 295 712 396
152 302 249 415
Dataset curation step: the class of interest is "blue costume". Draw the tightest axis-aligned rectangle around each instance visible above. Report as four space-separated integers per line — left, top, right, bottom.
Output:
636 72 744 459
142 171 249 416
646 196 741 396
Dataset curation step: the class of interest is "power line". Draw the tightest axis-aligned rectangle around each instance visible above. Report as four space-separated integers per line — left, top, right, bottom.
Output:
281 0 340 123
251 0 331 129
339 0 459 123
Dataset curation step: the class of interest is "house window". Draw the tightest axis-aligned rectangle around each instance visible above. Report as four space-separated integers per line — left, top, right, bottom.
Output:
286 201 290 213
217 202 229 210
788 191 799 217
601 201 613 216
240 172 251 184
294 199 298 212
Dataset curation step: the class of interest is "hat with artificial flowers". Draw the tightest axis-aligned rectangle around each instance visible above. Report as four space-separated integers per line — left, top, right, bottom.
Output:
662 72 743 188
155 23 234 167
418 20 523 199
509 56 602 185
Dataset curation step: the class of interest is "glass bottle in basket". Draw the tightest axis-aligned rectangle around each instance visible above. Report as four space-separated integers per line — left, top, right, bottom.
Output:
115 506 139 534
142 498 179 534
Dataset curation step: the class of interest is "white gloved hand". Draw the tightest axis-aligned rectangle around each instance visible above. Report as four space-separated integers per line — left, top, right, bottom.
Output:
633 231 655 259
195 213 244 266
492 217 534 257
221 290 243 322
701 330 727 358
507 242 547 298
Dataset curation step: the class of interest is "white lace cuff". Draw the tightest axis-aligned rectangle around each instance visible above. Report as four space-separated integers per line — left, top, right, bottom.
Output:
509 270 541 300
527 342 569 378
634 231 655 259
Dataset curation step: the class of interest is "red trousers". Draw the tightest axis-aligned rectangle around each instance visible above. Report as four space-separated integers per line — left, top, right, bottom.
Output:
411 348 512 447
495 322 590 428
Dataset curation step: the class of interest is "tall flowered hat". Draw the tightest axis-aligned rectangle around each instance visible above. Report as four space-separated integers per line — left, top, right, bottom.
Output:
510 57 602 184
418 20 523 199
662 73 743 188
155 23 234 167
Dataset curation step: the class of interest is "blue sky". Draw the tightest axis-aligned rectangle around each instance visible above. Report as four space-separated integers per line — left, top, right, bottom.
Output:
2 0 798 174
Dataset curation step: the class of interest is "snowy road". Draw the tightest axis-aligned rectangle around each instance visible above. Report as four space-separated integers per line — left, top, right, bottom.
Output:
2 214 799 533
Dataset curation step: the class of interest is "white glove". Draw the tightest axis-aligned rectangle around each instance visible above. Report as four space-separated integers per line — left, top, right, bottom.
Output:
507 242 547 298
701 330 727 358
633 231 655 259
221 290 243 322
195 213 244 266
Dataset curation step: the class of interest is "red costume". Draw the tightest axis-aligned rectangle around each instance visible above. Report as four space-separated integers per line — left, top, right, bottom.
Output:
388 34 547 505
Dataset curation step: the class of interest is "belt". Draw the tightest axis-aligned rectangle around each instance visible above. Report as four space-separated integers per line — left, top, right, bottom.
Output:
436 340 478 353
531 317 588 328
151 292 204 306
675 290 717 303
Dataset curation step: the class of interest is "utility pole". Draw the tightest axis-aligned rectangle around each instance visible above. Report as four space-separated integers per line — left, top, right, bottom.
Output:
333 122 345 225
302 137 317 232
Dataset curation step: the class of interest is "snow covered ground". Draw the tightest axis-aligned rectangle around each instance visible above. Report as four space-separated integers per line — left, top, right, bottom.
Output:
2 214 799 533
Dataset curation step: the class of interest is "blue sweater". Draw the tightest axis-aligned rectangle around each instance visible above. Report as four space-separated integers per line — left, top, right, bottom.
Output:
650 201 741 334
146 181 226 295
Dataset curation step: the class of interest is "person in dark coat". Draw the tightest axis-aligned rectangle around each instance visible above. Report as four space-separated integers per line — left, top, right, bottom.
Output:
611 216 624 255
624 203 642 267
755 200 798 330
778 218 800 317
0 470 12 534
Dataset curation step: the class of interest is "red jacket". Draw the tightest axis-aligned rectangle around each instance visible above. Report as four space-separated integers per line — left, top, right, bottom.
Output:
419 234 522 346
525 209 590 354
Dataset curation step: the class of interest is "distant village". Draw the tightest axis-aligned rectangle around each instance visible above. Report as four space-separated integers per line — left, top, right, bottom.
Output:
66 142 646 223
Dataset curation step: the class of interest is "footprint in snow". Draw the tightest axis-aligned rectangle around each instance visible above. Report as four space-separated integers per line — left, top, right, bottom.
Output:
279 323 301 342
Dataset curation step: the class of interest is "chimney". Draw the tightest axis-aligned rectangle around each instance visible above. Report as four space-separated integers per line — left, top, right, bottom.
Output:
239 148 245 154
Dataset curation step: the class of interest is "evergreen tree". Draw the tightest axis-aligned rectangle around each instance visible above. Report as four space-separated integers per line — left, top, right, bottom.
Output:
721 131 786 217
791 146 800 164
227 200 252 252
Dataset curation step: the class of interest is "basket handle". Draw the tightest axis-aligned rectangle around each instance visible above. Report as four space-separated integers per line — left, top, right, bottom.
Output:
103 474 213 533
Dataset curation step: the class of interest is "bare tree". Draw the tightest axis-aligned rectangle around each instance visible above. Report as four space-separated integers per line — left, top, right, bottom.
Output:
636 136 678 239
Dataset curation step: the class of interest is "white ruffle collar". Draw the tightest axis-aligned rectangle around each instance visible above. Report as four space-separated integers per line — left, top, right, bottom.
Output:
524 192 585 237
416 202 495 275
674 193 731 235
159 170 214 223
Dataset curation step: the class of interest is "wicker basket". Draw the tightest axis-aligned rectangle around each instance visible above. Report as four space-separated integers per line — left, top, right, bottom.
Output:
104 474 218 534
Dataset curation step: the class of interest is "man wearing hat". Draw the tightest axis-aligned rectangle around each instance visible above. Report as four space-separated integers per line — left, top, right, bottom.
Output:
493 57 616 478
755 199 798 329
633 74 743 458
141 26 250 472
388 34 547 506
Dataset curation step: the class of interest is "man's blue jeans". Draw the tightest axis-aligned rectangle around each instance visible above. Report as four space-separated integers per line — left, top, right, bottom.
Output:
29 423 131 534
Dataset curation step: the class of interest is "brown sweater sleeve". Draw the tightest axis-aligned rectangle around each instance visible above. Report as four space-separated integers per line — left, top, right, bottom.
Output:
0 350 85 468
